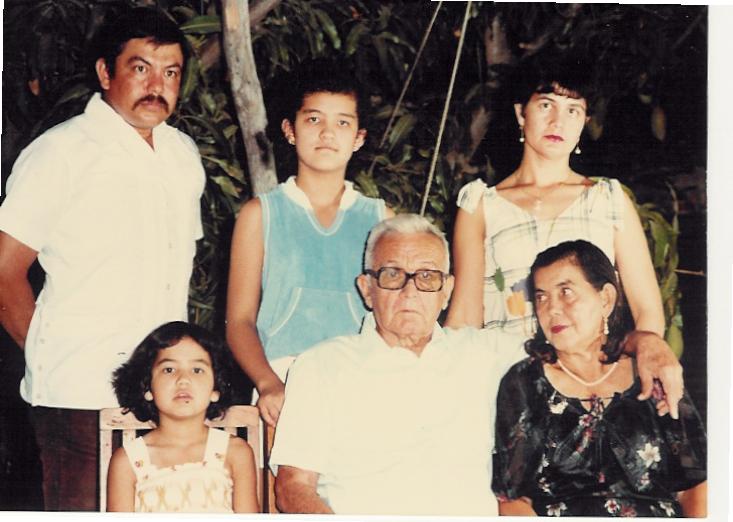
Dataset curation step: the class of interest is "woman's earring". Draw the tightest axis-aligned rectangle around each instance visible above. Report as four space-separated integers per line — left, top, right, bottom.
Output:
574 142 582 155
603 315 609 336
210 391 220 403
288 137 295 145
519 127 525 143
144 390 153 401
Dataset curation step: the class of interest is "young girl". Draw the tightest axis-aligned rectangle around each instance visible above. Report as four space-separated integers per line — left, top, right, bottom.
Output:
226 59 393 427
446 55 664 342
107 321 259 513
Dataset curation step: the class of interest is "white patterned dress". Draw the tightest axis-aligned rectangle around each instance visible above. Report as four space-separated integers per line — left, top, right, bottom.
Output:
124 427 233 513
456 177 625 339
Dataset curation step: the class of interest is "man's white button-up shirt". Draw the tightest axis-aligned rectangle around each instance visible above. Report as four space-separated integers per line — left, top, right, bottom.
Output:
0 93 205 409
270 313 526 516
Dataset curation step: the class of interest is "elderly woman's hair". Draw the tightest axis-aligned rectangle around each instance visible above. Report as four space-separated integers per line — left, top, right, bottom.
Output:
525 240 632 363
112 321 234 424
512 53 598 115
363 213 450 272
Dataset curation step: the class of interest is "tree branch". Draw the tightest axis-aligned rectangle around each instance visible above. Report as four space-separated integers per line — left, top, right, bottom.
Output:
222 0 278 196
250 0 281 26
198 0 281 74
484 12 513 67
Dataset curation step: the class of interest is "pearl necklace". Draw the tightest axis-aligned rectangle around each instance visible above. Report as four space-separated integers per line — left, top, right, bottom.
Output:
556 359 619 387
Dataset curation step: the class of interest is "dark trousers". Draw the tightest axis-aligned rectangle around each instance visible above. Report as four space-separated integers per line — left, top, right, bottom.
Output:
28 406 98 511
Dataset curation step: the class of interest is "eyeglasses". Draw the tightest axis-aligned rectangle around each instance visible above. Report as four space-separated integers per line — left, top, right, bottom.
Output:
364 267 447 292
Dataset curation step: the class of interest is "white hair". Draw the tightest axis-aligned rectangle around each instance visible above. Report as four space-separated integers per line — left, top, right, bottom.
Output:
363 213 450 272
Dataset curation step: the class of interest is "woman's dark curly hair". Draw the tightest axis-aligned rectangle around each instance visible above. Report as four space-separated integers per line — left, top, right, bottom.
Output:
512 53 599 116
525 240 633 364
112 321 234 424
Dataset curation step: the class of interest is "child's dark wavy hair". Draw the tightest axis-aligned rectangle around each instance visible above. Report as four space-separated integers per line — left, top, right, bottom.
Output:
512 53 598 116
112 321 234 424
525 240 633 364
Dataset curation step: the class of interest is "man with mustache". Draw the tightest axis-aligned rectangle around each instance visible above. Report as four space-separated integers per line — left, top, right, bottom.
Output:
0 8 204 510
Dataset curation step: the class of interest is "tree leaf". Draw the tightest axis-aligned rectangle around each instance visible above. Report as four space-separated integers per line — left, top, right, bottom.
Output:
182 114 231 154
378 30 416 53
179 56 200 103
212 175 241 198
204 156 245 182
429 196 444 213
52 83 91 107
223 125 239 139
313 8 341 50
354 170 380 198
388 113 416 151
664 322 683 358
181 15 221 35
345 23 369 55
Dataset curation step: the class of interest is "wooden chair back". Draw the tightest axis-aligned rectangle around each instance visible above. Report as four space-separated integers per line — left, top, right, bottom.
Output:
99 405 263 511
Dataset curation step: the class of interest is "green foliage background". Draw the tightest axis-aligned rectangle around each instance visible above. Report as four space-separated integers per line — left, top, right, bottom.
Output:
2 1 706 357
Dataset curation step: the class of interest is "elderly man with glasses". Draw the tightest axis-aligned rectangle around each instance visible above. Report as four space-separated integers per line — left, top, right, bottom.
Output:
269 213 683 516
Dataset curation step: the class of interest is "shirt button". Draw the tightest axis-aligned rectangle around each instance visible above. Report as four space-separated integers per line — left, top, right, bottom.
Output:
166 284 171 291
39 338 45 344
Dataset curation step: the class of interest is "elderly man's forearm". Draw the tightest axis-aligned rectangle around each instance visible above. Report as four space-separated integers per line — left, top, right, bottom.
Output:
275 481 333 514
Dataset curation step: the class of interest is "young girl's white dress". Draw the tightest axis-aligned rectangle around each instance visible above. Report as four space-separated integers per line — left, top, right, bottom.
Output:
456 177 625 339
124 427 233 512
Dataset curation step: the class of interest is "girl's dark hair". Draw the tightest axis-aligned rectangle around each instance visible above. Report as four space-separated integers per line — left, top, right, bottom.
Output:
512 54 598 115
112 321 233 424
525 240 632 364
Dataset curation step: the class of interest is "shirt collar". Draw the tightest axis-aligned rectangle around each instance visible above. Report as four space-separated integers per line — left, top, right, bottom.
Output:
282 175 358 211
359 312 447 361
85 92 172 149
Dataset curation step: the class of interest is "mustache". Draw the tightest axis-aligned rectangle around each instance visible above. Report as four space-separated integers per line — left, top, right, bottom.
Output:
133 94 169 111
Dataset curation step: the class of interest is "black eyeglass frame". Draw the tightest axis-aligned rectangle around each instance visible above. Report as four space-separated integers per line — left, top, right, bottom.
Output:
364 267 448 292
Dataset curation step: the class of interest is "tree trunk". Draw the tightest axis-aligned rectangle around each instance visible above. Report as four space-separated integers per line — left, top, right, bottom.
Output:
221 0 277 196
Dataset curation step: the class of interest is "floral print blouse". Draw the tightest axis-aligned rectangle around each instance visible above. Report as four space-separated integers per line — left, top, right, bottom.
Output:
492 357 706 517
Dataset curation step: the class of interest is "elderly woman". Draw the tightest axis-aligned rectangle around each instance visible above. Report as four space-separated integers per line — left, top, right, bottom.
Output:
491 240 706 517
446 56 664 343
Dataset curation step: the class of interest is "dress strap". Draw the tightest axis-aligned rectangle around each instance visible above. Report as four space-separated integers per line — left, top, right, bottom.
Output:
204 427 231 468
456 178 488 214
123 436 152 480
599 177 626 231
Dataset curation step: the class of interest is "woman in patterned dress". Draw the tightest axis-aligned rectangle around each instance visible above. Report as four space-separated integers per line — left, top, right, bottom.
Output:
492 241 706 517
445 56 664 343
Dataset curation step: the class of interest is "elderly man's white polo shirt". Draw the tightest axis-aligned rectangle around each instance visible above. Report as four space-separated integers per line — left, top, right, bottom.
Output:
270 313 525 516
0 93 205 409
